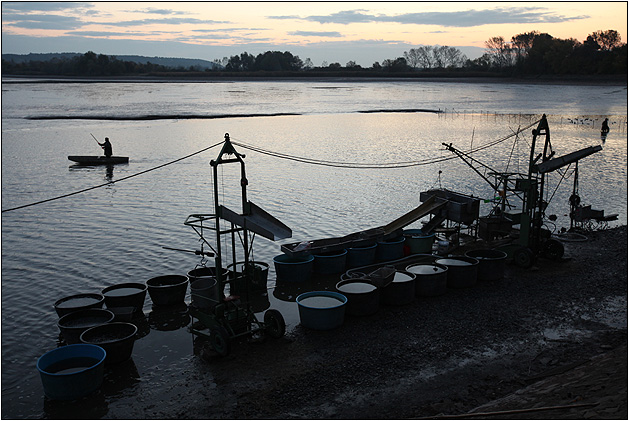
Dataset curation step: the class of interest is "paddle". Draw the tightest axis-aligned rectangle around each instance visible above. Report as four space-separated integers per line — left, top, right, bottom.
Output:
90 133 101 146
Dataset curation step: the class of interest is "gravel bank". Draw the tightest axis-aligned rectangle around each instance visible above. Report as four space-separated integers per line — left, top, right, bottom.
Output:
94 226 626 419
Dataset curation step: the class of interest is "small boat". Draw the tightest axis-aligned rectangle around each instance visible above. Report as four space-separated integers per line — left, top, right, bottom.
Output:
68 156 129 165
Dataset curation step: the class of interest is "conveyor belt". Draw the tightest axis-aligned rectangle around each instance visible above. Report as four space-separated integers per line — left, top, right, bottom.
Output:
281 195 444 256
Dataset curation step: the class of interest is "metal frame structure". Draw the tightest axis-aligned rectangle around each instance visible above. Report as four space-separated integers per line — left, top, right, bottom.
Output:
184 134 288 356
444 115 602 267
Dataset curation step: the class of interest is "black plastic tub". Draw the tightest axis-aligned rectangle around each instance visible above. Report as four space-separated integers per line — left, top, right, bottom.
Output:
464 249 508 281
57 309 115 344
54 293 105 317
435 256 479 288
146 275 188 307
336 279 380 316
80 322 138 364
382 271 416 306
406 263 449 296
102 283 147 313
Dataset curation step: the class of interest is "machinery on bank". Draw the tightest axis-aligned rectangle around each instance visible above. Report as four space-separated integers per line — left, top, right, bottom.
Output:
441 114 605 267
184 134 292 356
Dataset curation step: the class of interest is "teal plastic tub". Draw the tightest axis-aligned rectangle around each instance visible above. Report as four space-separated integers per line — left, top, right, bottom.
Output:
313 249 347 275
273 254 314 282
376 236 405 262
296 291 347 330
346 243 377 268
37 344 106 400
403 229 436 254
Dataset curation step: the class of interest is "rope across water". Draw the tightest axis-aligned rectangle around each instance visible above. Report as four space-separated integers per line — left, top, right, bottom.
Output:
2 118 540 213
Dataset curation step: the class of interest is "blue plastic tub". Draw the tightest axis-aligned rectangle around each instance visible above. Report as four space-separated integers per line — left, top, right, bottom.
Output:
37 344 106 400
376 236 405 262
346 243 377 268
313 249 347 275
296 291 347 330
273 254 314 282
403 229 436 254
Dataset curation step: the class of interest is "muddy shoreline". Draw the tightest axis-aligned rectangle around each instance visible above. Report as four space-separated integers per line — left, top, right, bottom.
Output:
40 226 627 419
3 74 627 86
116 226 626 419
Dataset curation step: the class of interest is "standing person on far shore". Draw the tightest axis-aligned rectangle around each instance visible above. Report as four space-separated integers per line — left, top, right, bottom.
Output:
601 118 610 135
98 137 113 158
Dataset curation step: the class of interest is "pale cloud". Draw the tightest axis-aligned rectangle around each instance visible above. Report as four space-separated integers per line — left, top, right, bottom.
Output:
104 18 230 27
1 2 93 13
272 7 589 27
132 7 192 16
289 31 343 38
2 13 85 30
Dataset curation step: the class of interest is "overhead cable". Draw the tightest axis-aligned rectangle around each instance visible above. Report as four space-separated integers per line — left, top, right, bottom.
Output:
2 141 224 213
232 118 540 169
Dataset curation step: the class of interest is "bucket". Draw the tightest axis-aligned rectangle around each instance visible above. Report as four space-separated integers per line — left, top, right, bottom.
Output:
187 266 229 284
101 283 147 314
406 263 449 297
296 291 347 330
37 344 106 400
54 293 105 317
146 275 188 307
314 249 347 275
403 229 436 254
464 249 508 281
227 261 269 295
273 254 314 282
190 277 223 309
376 236 405 262
57 309 115 344
437 240 450 255
80 322 137 364
346 243 377 268
435 256 479 288
336 279 380 316
382 271 416 306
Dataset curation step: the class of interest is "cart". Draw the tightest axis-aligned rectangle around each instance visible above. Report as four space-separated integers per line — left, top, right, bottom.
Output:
184 134 292 356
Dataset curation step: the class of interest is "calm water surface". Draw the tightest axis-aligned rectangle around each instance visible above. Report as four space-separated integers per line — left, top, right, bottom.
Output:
2 80 627 418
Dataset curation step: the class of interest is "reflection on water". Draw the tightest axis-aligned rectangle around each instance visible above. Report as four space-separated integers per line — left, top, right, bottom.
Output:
1 81 626 418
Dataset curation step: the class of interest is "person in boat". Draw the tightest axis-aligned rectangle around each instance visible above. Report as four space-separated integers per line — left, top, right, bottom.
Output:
98 137 113 158
601 118 610 135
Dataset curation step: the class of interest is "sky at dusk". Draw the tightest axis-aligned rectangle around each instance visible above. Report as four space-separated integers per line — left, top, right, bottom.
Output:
2 2 627 66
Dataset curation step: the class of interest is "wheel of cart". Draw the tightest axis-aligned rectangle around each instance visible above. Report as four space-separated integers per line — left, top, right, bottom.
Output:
209 326 231 357
513 246 535 268
542 238 564 261
263 309 286 338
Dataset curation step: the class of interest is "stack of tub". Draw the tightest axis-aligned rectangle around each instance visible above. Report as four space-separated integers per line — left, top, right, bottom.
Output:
44 282 147 400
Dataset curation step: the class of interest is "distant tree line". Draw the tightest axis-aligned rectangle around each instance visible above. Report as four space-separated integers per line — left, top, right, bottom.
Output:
480 29 626 75
1 50 172 76
2 29 626 77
